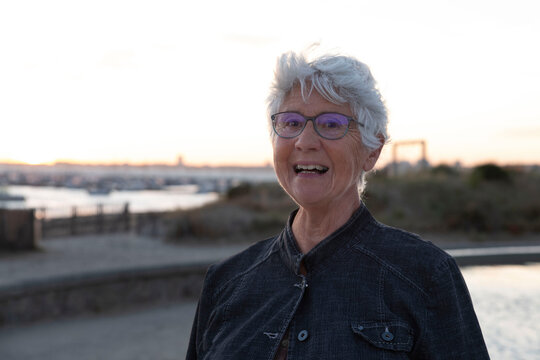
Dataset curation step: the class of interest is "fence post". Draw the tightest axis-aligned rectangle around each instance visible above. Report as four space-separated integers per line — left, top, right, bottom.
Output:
97 204 104 233
123 203 130 232
39 207 47 238
70 206 77 235
0 209 37 250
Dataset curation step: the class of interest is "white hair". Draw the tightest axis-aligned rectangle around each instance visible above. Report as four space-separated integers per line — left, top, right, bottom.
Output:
266 50 389 192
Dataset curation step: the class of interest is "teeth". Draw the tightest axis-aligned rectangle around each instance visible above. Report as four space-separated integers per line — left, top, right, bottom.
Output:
295 164 329 173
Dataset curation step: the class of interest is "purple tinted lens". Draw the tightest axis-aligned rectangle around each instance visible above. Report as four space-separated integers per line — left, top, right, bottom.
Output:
316 113 349 138
316 113 349 128
275 113 306 136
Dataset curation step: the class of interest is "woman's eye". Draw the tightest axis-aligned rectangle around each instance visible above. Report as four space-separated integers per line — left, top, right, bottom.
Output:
286 120 301 128
321 120 340 129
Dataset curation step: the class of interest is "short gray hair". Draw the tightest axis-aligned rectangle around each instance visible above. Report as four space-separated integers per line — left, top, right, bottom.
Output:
266 50 389 151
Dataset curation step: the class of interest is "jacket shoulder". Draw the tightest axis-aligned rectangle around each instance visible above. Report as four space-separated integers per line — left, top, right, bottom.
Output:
352 220 455 295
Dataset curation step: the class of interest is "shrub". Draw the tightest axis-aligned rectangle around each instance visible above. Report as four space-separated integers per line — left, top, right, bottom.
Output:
431 164 458 177
469 164 511 186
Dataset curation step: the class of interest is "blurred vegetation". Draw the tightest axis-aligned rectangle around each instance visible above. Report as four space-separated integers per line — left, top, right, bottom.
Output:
166 182 296 243
365 164 539 234
166 164 540 243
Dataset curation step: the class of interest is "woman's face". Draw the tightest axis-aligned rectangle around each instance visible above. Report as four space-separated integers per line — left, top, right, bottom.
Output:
272 87 381 210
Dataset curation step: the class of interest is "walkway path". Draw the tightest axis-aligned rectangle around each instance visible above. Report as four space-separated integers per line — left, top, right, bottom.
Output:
0 234 250 289
0 302 197 360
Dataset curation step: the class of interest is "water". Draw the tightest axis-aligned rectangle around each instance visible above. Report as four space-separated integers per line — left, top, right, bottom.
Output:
0 185 219 217
462 263 540 360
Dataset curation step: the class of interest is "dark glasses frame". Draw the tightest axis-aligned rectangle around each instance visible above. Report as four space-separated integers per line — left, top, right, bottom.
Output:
271 111 364 140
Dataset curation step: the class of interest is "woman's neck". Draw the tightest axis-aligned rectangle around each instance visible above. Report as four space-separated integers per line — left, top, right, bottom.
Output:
292 198 360 254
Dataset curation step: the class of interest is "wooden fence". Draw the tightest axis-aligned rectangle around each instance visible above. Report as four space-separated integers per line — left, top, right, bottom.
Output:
38 203 131 238
1 204 172 247
39 204 172 238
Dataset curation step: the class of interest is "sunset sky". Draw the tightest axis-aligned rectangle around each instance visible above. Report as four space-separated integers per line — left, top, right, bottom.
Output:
1 0 539 167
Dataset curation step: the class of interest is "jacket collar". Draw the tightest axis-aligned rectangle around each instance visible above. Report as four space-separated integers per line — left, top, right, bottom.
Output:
277 203 373 274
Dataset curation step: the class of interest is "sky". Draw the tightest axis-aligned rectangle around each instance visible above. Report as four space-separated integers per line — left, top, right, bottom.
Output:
1 0 539 167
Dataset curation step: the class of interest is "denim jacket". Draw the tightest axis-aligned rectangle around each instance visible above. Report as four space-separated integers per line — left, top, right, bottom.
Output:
187 205 490 359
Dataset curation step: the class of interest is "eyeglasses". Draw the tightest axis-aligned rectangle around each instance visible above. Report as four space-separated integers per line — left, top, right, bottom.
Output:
271 112 363 140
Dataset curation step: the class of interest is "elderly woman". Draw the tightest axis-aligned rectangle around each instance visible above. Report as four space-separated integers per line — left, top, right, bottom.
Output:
187 51 489 359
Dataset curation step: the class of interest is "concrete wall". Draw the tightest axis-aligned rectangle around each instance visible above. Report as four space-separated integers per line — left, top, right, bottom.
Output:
0 264 207 326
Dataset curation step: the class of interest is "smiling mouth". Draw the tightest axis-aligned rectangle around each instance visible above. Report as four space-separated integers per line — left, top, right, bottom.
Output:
294 164 329 174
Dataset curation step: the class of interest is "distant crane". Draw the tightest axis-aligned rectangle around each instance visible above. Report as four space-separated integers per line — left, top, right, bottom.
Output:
392 140 428 175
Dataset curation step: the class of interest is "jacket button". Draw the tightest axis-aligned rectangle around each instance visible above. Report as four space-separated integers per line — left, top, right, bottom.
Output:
381 330 394 341
297 330 309 341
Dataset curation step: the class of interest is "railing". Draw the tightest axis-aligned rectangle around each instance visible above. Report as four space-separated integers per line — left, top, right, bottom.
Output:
1 203 172 244
38 203 131 238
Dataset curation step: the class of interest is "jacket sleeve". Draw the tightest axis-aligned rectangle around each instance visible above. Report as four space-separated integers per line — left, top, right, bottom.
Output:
417 257 490 359
185 301 201 360
185 265 216 360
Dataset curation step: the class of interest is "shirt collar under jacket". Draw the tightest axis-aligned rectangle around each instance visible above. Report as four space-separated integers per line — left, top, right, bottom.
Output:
278 203 373 275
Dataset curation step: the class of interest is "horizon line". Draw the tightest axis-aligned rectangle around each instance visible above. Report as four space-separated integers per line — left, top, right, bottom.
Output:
1 160 539 169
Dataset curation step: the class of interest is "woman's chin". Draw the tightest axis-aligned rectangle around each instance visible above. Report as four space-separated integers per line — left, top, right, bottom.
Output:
291 189 331 209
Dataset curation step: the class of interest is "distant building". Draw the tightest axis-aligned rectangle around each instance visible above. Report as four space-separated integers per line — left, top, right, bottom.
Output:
177 156 185 167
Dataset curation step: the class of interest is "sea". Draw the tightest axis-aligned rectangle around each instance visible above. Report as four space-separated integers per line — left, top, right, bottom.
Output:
462 263 540 359
0 185 219 218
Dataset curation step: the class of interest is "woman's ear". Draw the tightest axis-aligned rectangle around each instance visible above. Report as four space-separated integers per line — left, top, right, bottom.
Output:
362 135 385 172
363 146 383 172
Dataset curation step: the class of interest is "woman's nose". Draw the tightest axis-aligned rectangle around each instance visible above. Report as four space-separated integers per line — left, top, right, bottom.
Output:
295 121 321 151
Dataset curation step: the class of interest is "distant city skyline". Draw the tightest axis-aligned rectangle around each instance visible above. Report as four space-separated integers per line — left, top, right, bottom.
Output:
1 0 539 167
